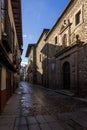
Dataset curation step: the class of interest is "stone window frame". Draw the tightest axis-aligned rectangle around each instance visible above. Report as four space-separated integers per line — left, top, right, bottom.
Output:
75 10 81 25
59 19 72 47
40 54 41 62
62 33 67 47
55 36 57 44
74 5 83 27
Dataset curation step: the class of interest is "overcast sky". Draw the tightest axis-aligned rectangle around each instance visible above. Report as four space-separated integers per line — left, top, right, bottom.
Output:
21 0 70 65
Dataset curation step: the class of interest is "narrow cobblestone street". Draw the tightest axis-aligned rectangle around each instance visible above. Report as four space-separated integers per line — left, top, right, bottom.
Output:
0 81 87 130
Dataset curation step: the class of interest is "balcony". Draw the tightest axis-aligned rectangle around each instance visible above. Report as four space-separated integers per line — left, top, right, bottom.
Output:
1 7 13 53
2 33 12 53
0 44 16 72
13 55 16 64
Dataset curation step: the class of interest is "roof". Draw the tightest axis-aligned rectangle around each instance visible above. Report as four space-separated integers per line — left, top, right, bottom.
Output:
25 44 36 57
46 0 75 40
11 0 23 49
36 28 50 47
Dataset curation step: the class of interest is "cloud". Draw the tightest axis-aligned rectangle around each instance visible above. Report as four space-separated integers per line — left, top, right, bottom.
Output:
21 61 27 66
23 34 27 38
28 34 34 40
23 34 34 40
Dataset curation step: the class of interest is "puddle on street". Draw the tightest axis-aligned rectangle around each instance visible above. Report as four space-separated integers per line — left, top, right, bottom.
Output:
19 82 47 116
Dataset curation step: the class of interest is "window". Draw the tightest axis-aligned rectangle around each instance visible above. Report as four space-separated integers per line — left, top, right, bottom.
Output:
75 10 81 25
40 54 41 62
55 36 57 44
62 34 67 47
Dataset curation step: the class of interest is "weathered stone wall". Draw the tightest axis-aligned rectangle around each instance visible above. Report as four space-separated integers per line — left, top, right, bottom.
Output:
36 29 49 85
78 44 87 92
46 0 87 44
26 46 36 84
45 0 87 90
55 45 78 92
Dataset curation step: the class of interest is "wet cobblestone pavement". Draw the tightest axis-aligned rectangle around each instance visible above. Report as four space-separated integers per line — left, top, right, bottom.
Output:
17 81 87 130
19 82 87 116
0 81 87 130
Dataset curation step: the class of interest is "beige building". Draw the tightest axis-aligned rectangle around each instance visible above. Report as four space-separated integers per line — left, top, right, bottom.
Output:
0 0 22 112
25 44 36 84
45 0 87 93
36 29 50 85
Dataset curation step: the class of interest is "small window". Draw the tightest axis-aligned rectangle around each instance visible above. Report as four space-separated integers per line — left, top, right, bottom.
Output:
75 10 81 25
40 54 41 62
55 36 57 44
62 34 67 47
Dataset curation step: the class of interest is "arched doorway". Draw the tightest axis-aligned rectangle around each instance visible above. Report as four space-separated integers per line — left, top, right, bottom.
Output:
62 62 70 89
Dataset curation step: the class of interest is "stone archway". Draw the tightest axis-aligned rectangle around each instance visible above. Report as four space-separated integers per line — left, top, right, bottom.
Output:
62 61 70 89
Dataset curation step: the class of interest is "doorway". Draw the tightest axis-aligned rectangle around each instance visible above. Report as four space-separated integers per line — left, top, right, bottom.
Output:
63 62 70 89
6 71 11 101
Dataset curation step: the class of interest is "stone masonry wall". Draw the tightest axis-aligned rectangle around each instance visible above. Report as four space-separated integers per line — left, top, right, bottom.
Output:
36 30 49 85
45 0 87 90
78 44 87 92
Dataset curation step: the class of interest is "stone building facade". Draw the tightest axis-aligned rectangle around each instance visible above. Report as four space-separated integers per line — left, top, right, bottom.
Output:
25 44 36 84
45 0 87 93
25 0 87 94
36 29 50 85
0 0 22 112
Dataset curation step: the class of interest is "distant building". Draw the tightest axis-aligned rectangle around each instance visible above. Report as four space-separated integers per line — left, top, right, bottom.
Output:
25 44 36 84
36 29 50 85
20 65 27 81
0 0 23 112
